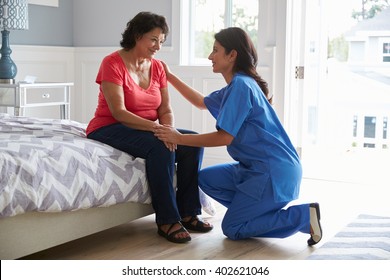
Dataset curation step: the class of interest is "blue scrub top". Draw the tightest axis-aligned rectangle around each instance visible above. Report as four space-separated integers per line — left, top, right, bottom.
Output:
204 73 302 202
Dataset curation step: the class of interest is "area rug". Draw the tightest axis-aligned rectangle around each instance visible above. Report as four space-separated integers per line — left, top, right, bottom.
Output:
307 214 390 260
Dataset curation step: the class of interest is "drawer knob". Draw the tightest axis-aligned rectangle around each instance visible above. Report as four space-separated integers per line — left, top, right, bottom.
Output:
42 93 51 98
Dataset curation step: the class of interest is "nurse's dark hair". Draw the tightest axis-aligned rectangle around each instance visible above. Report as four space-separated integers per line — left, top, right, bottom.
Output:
214 27 272 104
120 11 169 50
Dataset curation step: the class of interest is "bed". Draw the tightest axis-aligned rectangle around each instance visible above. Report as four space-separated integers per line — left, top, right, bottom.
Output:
0 113 214 259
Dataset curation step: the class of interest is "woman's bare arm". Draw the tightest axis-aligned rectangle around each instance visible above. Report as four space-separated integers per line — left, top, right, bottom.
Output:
102 81 158 132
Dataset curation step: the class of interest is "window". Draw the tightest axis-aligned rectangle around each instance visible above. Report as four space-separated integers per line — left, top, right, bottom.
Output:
383 42 390 62
364 116 376 138
181 0 259 65
352 115 358 137
383 117 388 139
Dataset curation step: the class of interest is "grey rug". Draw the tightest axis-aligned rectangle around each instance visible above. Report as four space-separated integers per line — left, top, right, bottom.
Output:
307 214 390 260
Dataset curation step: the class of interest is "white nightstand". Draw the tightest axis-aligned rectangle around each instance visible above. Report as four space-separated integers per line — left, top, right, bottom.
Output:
0 82 73 120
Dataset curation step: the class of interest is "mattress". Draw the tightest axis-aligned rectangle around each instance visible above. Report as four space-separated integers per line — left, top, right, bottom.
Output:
0 114 151 218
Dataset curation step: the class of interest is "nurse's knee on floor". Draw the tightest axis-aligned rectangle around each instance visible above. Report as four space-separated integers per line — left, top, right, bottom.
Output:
222 224 241 241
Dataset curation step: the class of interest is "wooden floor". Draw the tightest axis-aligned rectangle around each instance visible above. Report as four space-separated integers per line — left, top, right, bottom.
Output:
20 178 389 260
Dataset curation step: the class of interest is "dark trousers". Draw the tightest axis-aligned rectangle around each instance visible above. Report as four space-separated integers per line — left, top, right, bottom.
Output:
87 123 204 225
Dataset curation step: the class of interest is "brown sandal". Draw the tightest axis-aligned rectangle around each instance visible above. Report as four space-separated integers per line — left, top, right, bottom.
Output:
157 223 191 243
181 216 213 232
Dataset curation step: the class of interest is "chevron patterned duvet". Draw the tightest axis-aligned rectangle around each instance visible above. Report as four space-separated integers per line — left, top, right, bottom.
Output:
0 114 151 218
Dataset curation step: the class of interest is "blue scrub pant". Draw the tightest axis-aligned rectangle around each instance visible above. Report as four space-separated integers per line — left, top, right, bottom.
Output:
88 123 204 225
199 162 311 240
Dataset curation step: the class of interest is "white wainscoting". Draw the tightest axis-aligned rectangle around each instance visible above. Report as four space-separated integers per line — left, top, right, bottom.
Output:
166 65 231 167
73 47 116 123
11 45 74 119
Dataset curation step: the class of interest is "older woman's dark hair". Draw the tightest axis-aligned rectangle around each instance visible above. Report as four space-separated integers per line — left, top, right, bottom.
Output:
120 12 169 50
214 27 272 103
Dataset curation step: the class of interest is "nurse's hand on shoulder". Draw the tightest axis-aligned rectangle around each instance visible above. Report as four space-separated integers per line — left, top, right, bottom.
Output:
154 125 182 145
161 61 172 81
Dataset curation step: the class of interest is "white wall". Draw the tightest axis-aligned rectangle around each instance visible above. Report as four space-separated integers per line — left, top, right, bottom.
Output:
72 0 173 47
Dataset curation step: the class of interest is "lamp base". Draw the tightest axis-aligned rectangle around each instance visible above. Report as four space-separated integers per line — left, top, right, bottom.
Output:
0 30 17 81
0 78 15 84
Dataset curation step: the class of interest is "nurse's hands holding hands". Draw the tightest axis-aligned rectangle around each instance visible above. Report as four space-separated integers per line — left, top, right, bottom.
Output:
154 125 182 148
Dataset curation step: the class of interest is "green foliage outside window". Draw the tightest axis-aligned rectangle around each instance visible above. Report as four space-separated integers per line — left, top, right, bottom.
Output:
194 0 258 60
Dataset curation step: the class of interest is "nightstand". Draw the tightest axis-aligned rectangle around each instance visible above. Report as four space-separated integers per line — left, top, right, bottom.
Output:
0 82 73 120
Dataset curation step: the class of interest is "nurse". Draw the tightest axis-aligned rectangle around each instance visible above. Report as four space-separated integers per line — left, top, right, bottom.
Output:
155 27 322 245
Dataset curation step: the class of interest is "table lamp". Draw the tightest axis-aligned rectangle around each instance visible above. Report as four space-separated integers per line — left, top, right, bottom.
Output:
0 0 29 84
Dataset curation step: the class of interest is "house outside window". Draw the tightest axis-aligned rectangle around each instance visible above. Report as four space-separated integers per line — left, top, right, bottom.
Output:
181 0 258 65
352 114 389 149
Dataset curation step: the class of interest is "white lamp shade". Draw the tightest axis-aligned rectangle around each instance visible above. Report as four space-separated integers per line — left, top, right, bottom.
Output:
0 0 29 30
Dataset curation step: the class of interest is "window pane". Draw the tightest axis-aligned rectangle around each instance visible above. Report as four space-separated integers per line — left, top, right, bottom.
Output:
192 0 258 64
194 0 225 63
383 43 390 54
364 116 376 138
232 0 258 48
352 115 358 137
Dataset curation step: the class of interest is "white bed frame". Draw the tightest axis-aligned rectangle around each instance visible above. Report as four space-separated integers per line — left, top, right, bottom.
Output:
0 202 153 259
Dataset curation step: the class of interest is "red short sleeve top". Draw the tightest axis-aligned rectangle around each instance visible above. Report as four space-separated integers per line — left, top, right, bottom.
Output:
86 51 167 135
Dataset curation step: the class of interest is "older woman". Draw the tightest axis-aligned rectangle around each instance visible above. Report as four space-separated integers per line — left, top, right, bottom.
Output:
86 12 212 244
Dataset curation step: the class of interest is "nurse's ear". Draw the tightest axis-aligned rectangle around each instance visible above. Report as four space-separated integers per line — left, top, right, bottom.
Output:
228 49 237 63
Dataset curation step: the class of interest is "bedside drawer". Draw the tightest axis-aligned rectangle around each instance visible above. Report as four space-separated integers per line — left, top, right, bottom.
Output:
0 88 14 105
24 87 67 105
0 82 73 119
